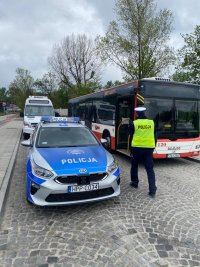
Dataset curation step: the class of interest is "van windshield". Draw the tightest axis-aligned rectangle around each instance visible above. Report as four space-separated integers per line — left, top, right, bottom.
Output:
25 105 54 116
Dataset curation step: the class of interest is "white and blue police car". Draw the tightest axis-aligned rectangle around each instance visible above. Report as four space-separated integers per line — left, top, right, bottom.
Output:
21 117 120 206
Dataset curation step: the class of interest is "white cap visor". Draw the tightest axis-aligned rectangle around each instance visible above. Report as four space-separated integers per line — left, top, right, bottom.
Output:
135 107 146 112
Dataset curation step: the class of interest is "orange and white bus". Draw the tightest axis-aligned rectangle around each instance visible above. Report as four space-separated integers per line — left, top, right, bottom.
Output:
68 78 200 159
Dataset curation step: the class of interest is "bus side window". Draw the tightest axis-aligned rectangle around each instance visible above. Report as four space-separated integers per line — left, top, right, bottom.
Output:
90 106 97 123
78 104 86 120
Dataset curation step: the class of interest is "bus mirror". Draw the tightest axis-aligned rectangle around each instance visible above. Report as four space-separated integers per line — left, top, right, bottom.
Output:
100 138 107 144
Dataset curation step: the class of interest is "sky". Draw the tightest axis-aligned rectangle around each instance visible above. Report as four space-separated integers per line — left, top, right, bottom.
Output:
0 0 200 88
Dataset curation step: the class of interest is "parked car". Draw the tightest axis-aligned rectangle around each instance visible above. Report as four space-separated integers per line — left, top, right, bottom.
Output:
21 116 120 206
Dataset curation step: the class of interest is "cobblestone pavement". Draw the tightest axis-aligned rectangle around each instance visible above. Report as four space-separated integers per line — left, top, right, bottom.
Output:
0 144 200 267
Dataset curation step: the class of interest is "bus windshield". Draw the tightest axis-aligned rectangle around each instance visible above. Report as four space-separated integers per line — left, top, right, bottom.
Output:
145 98 198 138
25 105 54 116
141 80 199 139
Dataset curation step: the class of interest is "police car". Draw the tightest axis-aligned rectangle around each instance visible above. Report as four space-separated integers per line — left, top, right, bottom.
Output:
21 117 120 206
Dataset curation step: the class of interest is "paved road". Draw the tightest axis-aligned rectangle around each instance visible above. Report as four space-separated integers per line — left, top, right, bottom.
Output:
0 143 200 267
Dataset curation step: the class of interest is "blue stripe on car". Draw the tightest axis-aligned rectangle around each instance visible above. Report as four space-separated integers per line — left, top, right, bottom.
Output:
36 146 107 175
27 159 46 203
113 167 120 177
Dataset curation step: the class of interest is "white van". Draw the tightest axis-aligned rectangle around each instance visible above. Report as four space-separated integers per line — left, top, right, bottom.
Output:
23 96 54 139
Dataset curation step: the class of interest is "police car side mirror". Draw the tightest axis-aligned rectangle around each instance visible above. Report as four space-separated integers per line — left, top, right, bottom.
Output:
24 126 34 135
21 139 32 147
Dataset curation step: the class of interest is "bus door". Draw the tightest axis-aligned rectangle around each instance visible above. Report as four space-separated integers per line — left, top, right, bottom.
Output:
116 97 134 151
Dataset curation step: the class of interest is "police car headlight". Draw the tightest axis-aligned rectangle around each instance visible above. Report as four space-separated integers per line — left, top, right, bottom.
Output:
32 160 53 178
107 160 118 173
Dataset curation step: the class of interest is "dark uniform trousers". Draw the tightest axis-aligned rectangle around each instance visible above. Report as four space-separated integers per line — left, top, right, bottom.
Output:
130 147 157 194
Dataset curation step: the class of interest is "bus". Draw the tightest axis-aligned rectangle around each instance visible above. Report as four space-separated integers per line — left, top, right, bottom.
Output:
68 78 200 159
23 96 54 139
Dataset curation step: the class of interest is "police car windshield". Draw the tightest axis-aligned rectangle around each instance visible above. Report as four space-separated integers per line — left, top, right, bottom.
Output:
36 126 99 148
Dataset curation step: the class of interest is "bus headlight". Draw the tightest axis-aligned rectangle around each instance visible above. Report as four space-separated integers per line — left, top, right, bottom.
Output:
107 160 118 173
31 160 53 178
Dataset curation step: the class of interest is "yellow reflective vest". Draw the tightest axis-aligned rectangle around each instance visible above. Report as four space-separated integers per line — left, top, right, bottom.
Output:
131 119 155 148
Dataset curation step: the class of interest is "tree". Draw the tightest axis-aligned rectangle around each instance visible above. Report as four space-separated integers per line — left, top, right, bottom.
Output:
8 68 34 109
50 85 69 109
96 0 175 80
172 25 200 84
104 80 123 88
171 71 191 83
34 72 58 97
48 34 102 94
0 87 8 102
104 80 114 88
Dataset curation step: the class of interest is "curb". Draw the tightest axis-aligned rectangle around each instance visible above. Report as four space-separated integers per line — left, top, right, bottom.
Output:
0 130 22 216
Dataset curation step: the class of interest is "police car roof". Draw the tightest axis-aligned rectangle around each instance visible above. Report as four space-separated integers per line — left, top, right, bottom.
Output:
40 116 84 128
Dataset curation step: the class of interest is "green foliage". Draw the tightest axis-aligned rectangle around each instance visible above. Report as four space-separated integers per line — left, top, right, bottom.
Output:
7 67 101 109
68 80 102 99
8 68 34 109
34 72 58 97
171 71 191 83
50 80 101 108
104 80 123 88
50 87 69 108
172 25 200 84
96 0 175 80
0 87 8 102
104 80 114 88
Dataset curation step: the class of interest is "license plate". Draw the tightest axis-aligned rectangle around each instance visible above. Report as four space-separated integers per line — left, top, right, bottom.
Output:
68 183 99 193
167 153 180 158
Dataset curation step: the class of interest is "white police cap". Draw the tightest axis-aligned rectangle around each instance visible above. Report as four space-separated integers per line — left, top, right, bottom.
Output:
135 107 146 112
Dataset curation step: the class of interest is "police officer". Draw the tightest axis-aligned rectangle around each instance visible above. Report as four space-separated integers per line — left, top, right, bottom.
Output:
129 107 157 197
